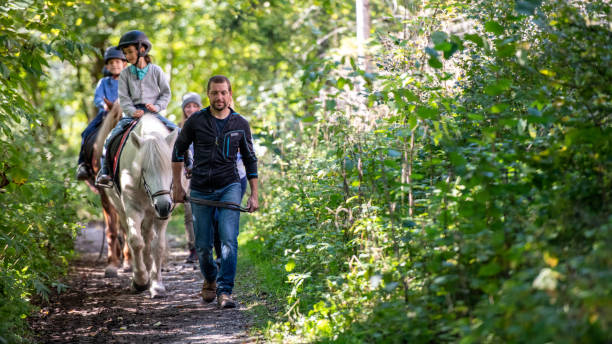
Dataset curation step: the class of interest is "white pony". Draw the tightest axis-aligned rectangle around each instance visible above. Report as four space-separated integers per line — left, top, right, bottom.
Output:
105 114 177 298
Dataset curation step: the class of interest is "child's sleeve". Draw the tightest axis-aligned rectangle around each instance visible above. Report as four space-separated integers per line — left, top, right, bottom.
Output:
154 66 171 113
118 71 137 117
93 79 105 112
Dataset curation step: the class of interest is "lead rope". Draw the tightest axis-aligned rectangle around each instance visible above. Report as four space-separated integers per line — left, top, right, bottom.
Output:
184 195 250 212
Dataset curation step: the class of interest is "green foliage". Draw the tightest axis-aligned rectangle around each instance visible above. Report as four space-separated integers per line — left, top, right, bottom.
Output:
0 1 85 341
0 130 80 342
249 0 612 343
1 0 610 342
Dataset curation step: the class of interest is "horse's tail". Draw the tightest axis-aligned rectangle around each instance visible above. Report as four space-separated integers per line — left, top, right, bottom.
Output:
93 101 122 163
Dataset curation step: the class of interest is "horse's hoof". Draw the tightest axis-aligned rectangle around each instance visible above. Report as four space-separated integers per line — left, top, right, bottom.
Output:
104 266 118 278
149 286 167 299
130 279 150 293
122 265 132 273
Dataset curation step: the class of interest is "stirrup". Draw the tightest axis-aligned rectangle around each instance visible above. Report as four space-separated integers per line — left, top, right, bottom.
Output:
95 174 114 188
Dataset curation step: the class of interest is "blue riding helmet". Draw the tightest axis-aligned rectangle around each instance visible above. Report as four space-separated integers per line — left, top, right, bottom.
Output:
104 46 127 64
117 30 152 56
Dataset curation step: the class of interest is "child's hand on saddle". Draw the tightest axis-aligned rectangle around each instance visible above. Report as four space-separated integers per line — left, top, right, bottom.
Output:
133 109 144 118
103 98 114 111
145 104 158 113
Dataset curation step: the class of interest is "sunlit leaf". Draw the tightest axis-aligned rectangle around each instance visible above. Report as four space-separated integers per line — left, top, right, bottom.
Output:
484 21 504 35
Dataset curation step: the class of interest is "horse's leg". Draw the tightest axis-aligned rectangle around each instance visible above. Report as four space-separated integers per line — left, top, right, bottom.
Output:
125 209 149 292
121 227 132 272
149 219 168 298
141 216 154 273
100 192 121 278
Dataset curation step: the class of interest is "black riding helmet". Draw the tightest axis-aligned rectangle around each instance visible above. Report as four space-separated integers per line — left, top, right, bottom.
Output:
117 30 152 58
103 46 127 64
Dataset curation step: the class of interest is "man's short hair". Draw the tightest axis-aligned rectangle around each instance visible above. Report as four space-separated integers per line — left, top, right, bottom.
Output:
207 75 232 93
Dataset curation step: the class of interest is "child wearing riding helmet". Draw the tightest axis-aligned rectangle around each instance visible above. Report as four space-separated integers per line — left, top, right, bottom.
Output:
96 30 178 187
76 46 127 180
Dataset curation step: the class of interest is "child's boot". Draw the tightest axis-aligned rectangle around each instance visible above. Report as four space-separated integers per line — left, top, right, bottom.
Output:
76 163 91 180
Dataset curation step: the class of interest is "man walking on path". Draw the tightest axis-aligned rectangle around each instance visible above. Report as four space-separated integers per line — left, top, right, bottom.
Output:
172 75 259 308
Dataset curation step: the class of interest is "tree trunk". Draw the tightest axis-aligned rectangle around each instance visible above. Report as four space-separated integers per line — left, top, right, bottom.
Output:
356 0 371 72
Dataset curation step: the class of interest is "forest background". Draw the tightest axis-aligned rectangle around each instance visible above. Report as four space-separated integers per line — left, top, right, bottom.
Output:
0 0 610 343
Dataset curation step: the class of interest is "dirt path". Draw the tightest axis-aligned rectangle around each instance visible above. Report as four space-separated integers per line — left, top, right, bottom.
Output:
29 223 258 343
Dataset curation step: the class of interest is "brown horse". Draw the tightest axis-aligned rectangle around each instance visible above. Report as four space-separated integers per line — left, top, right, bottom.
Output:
83 102 131 277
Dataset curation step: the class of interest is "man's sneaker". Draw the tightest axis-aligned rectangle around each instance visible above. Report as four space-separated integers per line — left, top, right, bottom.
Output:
185 248 197 263
201 280 216 302
218 293 236 308
95 172 113 188
76 163 91 180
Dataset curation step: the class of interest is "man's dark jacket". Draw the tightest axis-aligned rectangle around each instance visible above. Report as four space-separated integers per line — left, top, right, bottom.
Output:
172 107 257 192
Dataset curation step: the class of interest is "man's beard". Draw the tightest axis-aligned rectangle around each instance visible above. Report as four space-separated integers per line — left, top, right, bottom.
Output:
212 101 226 111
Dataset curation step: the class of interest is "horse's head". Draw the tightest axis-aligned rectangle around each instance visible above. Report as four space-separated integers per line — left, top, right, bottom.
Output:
131 128 179 220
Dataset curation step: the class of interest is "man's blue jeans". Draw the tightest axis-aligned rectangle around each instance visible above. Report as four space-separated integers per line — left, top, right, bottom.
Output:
191 183 242 295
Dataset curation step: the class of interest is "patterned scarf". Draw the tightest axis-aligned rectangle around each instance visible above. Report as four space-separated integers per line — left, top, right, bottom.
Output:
129 64 149 80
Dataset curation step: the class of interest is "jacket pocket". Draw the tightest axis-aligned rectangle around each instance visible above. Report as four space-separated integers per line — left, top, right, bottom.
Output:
223 130 244 159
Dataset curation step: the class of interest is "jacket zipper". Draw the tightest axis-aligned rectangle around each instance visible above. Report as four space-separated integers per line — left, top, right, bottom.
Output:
207 111 234 189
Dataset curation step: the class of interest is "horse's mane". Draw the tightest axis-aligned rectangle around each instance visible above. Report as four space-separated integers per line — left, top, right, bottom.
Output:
140 131 172 177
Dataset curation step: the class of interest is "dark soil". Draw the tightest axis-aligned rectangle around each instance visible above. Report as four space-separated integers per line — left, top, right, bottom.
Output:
28 223 258 343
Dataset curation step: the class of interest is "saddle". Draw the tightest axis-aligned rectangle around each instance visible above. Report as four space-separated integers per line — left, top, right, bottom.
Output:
105 119 140 193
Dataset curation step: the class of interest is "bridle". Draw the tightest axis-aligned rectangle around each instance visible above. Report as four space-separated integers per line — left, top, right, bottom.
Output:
142 175 174 220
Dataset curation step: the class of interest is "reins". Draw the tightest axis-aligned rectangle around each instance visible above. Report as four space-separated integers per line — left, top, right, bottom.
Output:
185 196 250 212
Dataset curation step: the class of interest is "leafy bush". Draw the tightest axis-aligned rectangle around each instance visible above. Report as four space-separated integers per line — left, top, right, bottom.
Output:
253 1 611 342
0 130 80 343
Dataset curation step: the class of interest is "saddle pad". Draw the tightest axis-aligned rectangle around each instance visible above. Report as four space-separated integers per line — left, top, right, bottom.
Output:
105 119 139 193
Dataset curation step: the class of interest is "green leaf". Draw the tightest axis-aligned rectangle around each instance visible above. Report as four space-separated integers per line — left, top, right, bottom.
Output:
490 103 509 113
396 88 419 102
467 113 484 121
349 57 357 70
416 106 438 119
484 79 512 96
325 99 336 111
496 43 516 58
301 115 316 122
0 62 10 78
484 21 504 35
285 260 296 272
409 115 417 130
449 151 467 167
428 56 443 69
443 42 459 59
464 34 484 48
431 31 448 45
478 262 501 277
